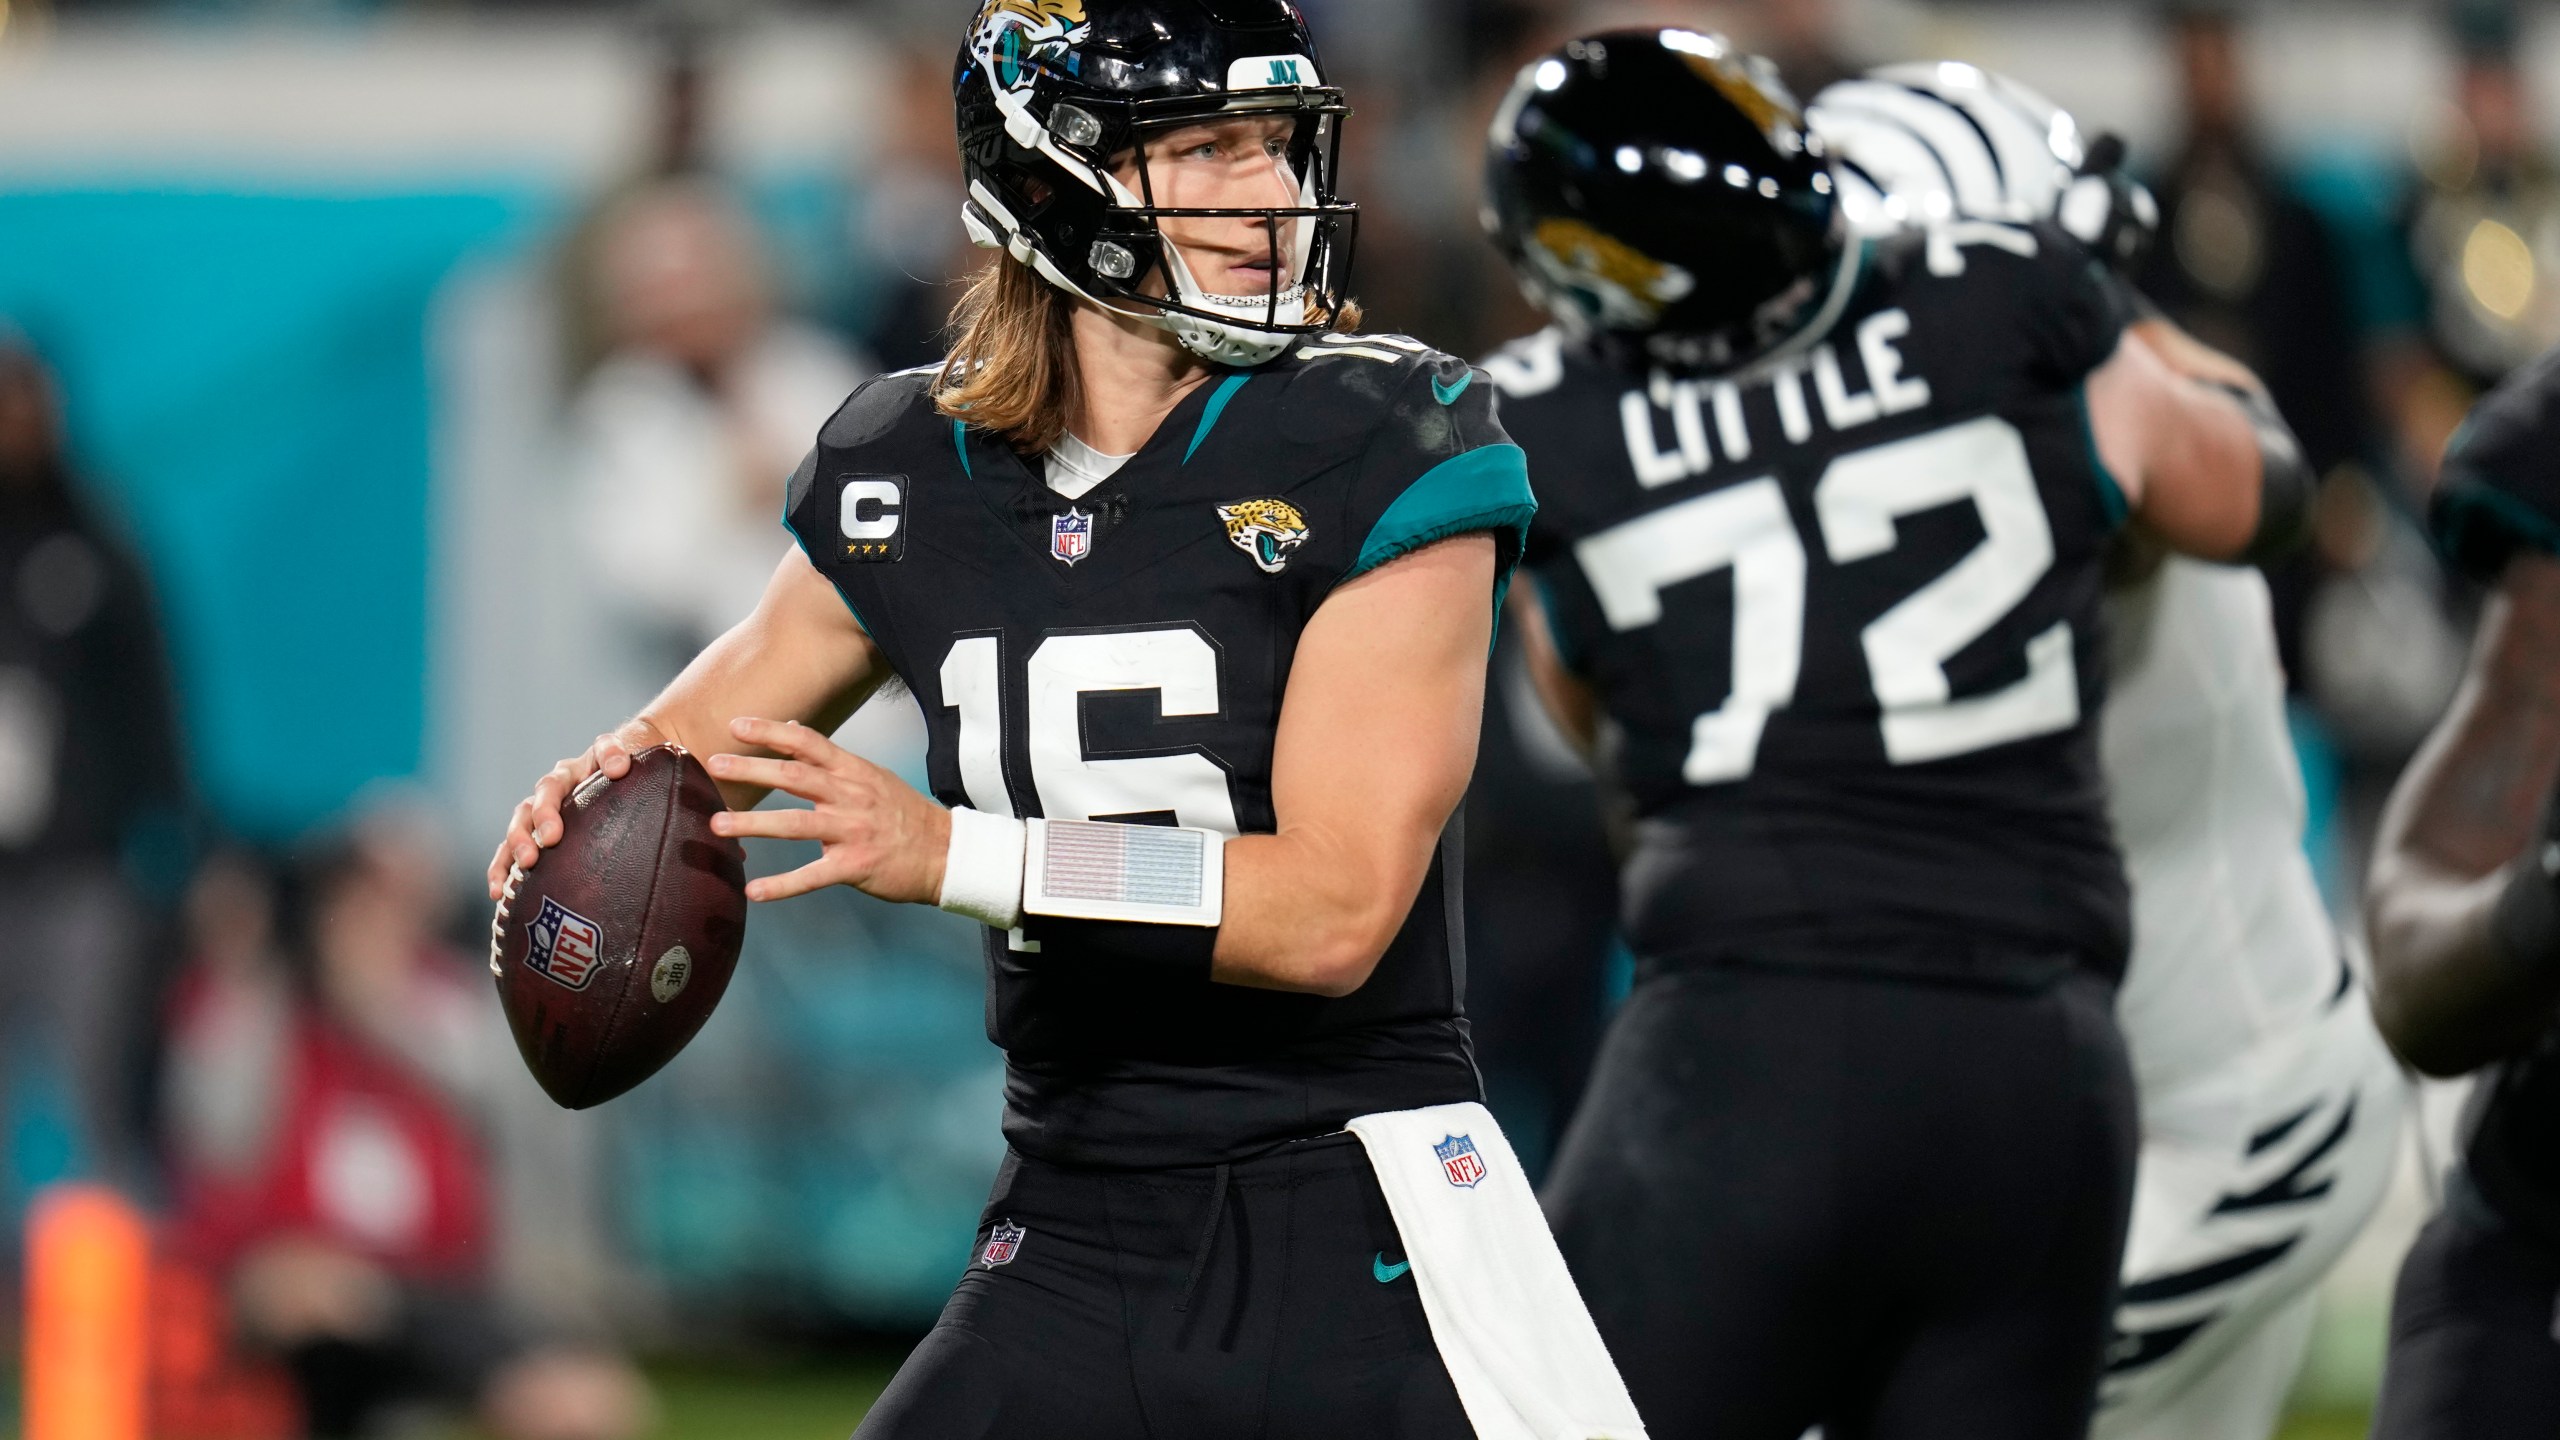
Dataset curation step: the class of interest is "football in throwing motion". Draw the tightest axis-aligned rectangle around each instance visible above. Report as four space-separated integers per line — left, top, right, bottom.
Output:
490 745 747 1108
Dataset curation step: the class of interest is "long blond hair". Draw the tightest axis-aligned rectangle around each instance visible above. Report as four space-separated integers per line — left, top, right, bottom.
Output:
932 257 1360 454
933 259 1081 455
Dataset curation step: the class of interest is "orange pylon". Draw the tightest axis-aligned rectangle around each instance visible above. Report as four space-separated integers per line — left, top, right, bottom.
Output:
23 1185 148 1440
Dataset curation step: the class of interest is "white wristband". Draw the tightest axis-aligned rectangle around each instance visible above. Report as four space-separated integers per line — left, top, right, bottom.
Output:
937 806 1027 931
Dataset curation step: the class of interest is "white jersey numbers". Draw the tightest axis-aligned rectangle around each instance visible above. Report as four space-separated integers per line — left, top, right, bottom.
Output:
1574 479 1806 785
1818 417 2077 764
941 627 1243 834
1570 413 2078 781
940 635 1017 818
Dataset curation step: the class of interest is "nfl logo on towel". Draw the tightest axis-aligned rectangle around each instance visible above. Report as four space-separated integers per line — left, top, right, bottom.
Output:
525 896 603 991
1051 507 1093 565
1434 1133 1487 1188
979 1220 1026 1268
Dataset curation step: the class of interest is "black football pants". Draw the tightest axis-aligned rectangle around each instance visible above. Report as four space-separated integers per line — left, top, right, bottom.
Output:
1545 963 2138 1440
2370 1175 2560 1439
853 1133 1471 1440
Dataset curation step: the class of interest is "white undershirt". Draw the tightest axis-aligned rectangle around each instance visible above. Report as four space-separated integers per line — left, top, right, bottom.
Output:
1045 431 1135 500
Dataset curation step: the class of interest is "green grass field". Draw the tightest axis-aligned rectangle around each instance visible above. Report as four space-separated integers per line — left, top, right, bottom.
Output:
642 1367 2378 1439
0 1359 2372 1438
2277 1413 2371 1440
646 1357 897 1439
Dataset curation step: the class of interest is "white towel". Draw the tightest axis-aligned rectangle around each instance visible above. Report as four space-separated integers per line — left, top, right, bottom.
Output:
1347 1101 1649 1440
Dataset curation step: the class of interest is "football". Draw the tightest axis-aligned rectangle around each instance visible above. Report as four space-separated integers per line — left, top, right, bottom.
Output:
490 744 748 1109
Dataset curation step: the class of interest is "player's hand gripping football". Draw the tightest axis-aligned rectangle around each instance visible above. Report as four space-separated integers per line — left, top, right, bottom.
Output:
702 717 952 906
487 726 658 902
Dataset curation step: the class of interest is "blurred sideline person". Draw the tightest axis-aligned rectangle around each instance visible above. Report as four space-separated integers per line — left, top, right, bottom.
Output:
2135 0 2398 757
552 10 722 381
2364 345 2560 1437
850 43 986 373
1811 67 2404 1440
1484 31 2301 1439
2395 0 2560 422
0 329 186 1204
570 179 869 706
165 843 649 1440
493 3 1640 1437
2137 0 2372 495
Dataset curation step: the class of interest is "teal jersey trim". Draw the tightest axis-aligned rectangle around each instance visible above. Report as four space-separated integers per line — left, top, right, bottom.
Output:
952 419 973 480
1349 443 1537 581
777 501 876 638
2074 384 2128 530
2437 479 2560 570
1185 373 1253 463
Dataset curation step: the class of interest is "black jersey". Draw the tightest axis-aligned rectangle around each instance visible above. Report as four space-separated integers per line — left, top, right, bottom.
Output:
2436 341 2560 584
2431 346 2560 1247
1499 223 2134 985
784 336 1534 1170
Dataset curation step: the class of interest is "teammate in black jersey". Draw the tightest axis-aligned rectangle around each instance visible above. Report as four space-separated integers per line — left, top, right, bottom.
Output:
2367 345 2560 1438
1482 31 2296 1439
488 4 1553 1436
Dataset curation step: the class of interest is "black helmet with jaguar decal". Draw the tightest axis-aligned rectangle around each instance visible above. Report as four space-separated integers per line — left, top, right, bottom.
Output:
1483 28 1850 376
954 0 1359 367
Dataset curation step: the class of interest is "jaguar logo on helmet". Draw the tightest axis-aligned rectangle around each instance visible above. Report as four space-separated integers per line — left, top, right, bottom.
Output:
1525 217 1698 330
1217 499 1311 575
970 0 1090 95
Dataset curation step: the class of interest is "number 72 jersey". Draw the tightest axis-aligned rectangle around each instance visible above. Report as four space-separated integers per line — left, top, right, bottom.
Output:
1497 224 2137 985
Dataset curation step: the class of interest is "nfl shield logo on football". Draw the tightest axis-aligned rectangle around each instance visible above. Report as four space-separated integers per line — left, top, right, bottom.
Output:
979 1219 1026 1268
1050 507 1093 565
525 896 603 992
1434 1133 1487 1188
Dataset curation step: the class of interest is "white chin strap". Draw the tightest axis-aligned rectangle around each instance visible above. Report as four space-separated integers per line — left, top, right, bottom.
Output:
1155 241 1307 366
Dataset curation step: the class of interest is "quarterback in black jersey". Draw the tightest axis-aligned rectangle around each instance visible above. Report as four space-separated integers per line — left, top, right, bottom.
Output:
2367 344 2560 1439
1483 32 2287 1440
487 4 1577 1437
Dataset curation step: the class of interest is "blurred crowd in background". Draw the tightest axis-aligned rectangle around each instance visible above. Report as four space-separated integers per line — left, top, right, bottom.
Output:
3 0 2557 1433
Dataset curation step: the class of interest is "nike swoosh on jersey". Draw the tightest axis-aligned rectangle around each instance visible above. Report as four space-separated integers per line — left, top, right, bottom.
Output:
1433 372 1474 406
1372 1252 1411 1283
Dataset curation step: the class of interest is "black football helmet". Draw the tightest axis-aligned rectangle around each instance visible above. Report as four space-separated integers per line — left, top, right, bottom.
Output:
954 0 1358 367
1485 29 1852 375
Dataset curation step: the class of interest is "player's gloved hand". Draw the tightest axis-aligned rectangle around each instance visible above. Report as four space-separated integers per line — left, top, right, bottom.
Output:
487 726 659 900
2058 133 2160 276
704 717 954 906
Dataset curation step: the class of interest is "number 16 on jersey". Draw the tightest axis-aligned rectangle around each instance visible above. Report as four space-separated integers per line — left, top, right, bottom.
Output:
939 629 1244 833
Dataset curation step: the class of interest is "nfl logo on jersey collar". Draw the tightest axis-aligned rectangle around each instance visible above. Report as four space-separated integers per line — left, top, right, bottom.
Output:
1050 508 1094 566
1435 1133 1487 1188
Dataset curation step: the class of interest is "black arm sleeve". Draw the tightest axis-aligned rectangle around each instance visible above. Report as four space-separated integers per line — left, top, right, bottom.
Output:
2211 380 2315 566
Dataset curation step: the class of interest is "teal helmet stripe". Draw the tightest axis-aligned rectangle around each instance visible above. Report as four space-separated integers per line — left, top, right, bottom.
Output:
997 27 1025 87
